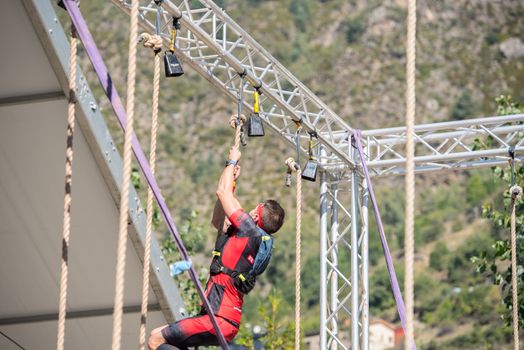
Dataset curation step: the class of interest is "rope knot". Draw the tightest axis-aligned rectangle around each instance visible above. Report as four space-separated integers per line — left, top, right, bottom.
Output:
286 157 299 172
229 114 246 129
139 33 163 51
510 185 523 201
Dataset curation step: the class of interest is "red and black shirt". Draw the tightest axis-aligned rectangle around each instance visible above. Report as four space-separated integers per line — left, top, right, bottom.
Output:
203 209 265 324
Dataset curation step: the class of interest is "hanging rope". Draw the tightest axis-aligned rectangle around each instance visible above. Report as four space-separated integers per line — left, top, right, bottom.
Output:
404 0 417 349
229 114 246 149
138 33 162 350
510 185 521 350
286 156 302 350
509 149 522 350
56 26 77 350
111 0 139 348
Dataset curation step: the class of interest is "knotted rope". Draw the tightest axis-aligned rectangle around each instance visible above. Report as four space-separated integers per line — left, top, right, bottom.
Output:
139 33 163 51
286 157 302 350
404 0 417 349
510 184 522 350
112 0 139 348
56 26 77 350
138 36 162 350
229 114 246 149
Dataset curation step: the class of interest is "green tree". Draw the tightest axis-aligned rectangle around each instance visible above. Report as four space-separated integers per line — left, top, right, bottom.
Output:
471 95 524 327
161 210 206 314
235 290 295 350
344 17 365 44
451 91 477 120
429 241 449 271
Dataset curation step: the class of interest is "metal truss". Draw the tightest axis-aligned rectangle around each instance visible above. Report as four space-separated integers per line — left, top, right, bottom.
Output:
359 114 524 176
111 0 355 168
320 147 369 350
112 0 523 177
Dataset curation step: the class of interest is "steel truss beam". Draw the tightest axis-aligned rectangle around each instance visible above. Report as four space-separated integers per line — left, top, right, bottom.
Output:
359 114 524 176
319 163 369 350
111 0 355 168
111 1 523 177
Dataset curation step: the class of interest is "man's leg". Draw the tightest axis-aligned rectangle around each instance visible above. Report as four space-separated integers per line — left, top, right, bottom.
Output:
157 345 178 350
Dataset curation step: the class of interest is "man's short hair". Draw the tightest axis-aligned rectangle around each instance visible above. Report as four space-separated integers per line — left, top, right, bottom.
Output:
261 199 285 234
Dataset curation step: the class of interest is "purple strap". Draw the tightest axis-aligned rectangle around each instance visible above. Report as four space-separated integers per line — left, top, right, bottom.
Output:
352 130 416 349
62 1 229 348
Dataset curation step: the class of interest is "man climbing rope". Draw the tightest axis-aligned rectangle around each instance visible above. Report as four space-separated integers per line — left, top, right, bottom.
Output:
148 145 285 350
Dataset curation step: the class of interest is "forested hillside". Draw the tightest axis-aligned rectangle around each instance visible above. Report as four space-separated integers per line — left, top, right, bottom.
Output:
56 0 524 348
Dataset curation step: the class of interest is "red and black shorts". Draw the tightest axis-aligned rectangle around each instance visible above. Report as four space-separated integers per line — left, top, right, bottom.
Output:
161 313 239 349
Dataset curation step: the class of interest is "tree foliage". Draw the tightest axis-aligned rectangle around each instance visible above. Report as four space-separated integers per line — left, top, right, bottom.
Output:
161 210 207 314
471 95 524 328
235 290 295 350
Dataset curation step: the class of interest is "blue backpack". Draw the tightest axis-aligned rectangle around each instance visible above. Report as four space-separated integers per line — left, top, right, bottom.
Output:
250 228 273 276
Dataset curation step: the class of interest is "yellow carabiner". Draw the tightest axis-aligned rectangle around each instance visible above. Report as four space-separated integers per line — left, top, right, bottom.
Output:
169 28 176 52
253 90 260 114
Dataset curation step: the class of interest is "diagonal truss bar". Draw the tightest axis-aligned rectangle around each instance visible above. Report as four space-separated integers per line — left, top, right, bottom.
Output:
110 0 356 169
63 1 229 347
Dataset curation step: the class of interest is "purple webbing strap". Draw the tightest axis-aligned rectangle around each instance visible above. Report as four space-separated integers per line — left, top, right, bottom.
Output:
62 1 229 348
352 130 417 349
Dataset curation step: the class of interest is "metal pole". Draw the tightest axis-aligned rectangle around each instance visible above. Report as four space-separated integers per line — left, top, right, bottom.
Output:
330 184 339 350
320 146 328 350
351 148 360 350
361 177 369 350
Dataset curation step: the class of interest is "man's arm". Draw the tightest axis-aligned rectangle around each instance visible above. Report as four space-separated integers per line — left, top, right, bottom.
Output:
211 198 229 233
216 146 242 218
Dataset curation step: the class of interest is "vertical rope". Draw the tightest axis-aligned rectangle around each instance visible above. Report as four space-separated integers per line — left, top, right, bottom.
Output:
234 123 241 149
285 157 302 350
112 0 139 348
56 26 77 350
510 184 522 350
404 0 417 349
138 47 162 350
295 167 302 350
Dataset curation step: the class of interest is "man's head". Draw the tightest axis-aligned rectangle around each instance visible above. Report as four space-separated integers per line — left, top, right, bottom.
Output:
249 199 285 234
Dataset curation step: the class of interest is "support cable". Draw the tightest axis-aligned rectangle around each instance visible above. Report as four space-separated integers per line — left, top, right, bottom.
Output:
138 3 163 349
56 24 77 350
352 130 417 350
509 148 522 350
112 0 139 348
404 0 417 349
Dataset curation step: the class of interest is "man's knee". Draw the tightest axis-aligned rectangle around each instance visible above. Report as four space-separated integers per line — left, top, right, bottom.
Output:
148 326 167 350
